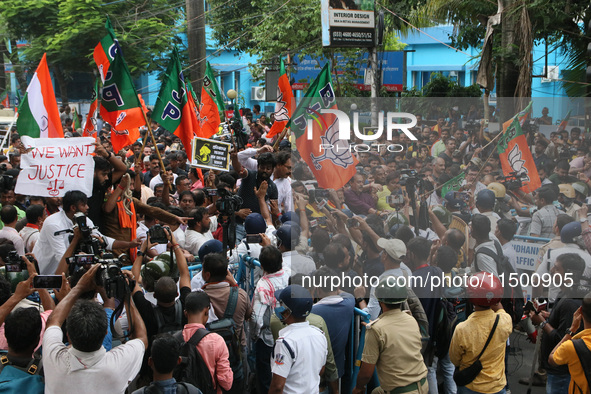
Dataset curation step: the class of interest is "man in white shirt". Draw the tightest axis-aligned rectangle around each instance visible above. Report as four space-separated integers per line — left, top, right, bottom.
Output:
271 151 293 214
0 205 25 255
276 223 314 276
537 221 591 302
495 218 518 270
269 285 328 394
471 214 499 276
149 168 178 191
33 190 140 275
18 204 46 253
43 264 147 394
185 206 217 256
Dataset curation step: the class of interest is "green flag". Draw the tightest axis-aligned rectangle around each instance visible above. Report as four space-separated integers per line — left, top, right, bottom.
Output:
440 172 466 198
151 47 198 154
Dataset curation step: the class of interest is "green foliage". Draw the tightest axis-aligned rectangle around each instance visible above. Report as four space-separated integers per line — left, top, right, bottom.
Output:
1 0 181 78
401 73 482 116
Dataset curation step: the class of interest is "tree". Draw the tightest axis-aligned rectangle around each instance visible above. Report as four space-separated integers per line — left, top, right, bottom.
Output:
1 0 181 103
393 0 591 121
206 0 406 97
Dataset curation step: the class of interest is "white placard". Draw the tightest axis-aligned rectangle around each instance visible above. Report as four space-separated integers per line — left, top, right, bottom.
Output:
15 136 95 197
510 240 542 271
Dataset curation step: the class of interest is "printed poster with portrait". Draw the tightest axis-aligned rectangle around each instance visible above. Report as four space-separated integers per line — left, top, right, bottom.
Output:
191 137 231 171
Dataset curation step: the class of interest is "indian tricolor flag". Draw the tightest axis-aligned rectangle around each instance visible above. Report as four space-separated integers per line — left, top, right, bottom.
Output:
267 58 294 139
16 53 64 138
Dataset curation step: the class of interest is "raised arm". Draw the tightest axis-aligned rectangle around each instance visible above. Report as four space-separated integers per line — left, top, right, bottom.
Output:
103 174 130 214
255 180 272 225
94 139 127 184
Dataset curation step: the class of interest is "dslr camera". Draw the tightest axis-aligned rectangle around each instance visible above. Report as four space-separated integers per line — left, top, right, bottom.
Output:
148 224 170 244
4 251 25 272
95 254 129 300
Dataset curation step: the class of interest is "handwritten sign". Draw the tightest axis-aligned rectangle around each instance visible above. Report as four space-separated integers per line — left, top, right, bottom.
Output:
16 136 95 197
191 137 231 171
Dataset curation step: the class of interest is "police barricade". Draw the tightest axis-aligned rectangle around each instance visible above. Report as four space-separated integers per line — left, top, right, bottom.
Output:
124 256 375 393
510 235 551 300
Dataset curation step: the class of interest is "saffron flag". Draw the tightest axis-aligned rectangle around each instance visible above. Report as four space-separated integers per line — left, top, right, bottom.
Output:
440 172 466 198
16 54 64 138
497 117 541 193
97 37 145 135
151 48 199 154
267 58 294 139
289 63 358 189
72 107 81 129
0 91 9 108
196 62 224 138
83 79 99 137
501 101 532 134
556 109 572 133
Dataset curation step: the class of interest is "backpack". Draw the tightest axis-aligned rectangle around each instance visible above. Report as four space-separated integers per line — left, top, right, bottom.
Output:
172 329 215 394
572 338 591 394
433 298 458 358
153 299 183 334
0 355 44 394
475 240 525 326
139 381 201 394
206 286 243 381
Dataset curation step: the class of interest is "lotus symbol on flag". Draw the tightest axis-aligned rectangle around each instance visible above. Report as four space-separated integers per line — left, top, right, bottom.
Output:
507 144 530 182
274 91 289 122
311 118 354 170
113 128 130 136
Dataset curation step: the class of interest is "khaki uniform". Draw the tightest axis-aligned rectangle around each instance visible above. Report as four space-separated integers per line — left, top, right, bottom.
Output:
534 237 564 271
362 308 428 393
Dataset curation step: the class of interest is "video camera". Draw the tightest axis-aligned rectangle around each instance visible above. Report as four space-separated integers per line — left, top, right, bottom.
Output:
69 212 104 255
498 171 528 191
67 252 130 300
400 169 424 186
216 188 243 216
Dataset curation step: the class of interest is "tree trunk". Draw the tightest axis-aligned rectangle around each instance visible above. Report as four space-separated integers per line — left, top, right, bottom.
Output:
186 0 206 100
496 0 520 124
8 39 27 93
53 65 68 105
0 40 7 93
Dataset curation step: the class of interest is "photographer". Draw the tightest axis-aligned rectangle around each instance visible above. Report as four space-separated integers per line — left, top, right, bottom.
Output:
131 227 191 343
43 264 147 394
185 207 217 256
0 205 25 256
232 150 279 241
33 190 141 275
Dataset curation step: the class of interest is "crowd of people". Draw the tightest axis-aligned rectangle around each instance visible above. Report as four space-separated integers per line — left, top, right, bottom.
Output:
0 103 589 394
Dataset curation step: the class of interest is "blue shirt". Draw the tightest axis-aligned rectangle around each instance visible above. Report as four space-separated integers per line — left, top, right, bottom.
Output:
311 293 355 377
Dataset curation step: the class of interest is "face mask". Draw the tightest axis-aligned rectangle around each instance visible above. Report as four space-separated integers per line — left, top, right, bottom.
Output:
274 301 291 322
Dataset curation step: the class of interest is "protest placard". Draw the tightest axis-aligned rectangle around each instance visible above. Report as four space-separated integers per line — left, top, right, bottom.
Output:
15 136 95 197
191 137 231 171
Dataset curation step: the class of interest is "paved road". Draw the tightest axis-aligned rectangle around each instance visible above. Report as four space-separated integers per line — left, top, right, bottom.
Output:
506 331 546 394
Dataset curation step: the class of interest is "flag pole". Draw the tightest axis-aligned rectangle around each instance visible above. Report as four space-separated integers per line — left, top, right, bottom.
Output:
140 110 169 188
272 128 288 151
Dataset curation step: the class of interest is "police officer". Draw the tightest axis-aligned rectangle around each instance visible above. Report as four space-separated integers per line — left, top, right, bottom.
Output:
353 276 429 394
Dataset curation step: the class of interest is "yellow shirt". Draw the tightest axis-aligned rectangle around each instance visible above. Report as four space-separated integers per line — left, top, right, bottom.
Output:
376 188 394 211
553 328 591 394
449 308 513 393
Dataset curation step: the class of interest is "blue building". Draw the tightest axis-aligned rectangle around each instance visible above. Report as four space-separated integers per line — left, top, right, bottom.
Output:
401 25 582 124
